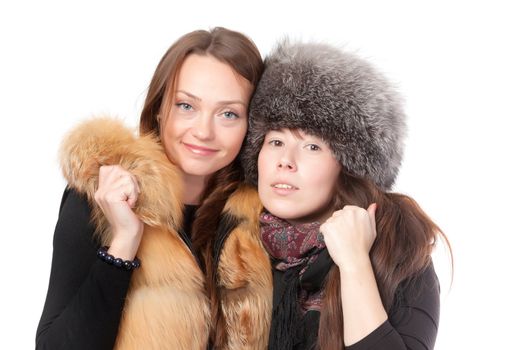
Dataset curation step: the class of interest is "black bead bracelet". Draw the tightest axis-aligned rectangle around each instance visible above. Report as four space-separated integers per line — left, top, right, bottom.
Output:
97 246 141 271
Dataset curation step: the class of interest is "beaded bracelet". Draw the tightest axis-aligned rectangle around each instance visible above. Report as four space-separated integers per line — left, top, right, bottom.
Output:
97 246 141 271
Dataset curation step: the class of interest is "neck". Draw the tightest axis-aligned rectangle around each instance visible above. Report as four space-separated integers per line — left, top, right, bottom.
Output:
182 173 209 205
286 216 324 226
285 206 335 226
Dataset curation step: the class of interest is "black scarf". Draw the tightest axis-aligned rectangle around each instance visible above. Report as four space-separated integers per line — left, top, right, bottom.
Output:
260 212 334 350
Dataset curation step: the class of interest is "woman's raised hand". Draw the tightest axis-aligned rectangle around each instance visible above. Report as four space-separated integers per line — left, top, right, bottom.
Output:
94 165 144 260
320 204 377 270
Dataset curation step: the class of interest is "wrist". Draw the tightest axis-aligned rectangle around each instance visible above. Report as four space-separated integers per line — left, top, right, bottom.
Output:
97 246 140 270
112 223 144 240
108 235 142 261
338 254 373 275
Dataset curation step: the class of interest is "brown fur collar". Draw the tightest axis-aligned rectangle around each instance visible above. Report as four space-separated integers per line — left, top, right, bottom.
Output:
218 186 273 349
59 117 209 349
59 117 273 349
59 117 184 245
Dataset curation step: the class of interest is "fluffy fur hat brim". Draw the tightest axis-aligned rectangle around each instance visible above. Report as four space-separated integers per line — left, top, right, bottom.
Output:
242 41 407 190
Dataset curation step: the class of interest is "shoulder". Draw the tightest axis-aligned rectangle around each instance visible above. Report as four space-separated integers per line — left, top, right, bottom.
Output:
57 187 93 227
53 187 98 252
389 261 440 325
402 262 440 302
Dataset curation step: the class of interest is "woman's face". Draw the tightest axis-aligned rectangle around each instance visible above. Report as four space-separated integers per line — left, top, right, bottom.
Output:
258 129 342 224
161 54 252 179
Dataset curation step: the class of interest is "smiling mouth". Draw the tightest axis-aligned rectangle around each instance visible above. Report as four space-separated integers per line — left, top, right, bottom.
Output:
183 143 218 155
272 183 299 190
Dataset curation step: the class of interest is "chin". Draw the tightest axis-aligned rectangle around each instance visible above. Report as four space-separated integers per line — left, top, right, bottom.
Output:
264 203 306 222
180 160 227 177
172 150 233 177
177 162 208 176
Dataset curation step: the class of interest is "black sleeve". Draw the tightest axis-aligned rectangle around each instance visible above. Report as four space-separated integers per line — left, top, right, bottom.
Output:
345 262 440 350
36 188 133 350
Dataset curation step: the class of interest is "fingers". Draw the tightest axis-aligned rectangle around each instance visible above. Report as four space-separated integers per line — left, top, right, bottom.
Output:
328 203 377 222
367 202 377 223
127 174 141 207
342 204 377 233
342 204 376 215
113 174 139 206
96 165 141 208
367 203 377 215
328 206 365 223
329 204 377 236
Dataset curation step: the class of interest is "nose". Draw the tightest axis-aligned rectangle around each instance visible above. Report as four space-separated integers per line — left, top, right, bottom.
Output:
277 154 297 172
192 113 215 141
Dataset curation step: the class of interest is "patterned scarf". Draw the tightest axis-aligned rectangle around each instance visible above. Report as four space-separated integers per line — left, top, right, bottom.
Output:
260 212 334 349
260 212 326 312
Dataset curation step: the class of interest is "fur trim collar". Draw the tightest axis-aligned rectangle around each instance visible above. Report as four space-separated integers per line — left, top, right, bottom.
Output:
59 117 183 243
59 117 210 349
58 117 272 349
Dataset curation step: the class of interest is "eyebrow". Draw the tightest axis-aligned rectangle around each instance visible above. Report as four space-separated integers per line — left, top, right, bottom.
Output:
176 90 247 107
270 129 307 140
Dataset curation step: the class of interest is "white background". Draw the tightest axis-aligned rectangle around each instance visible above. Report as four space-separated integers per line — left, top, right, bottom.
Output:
1 1 503 349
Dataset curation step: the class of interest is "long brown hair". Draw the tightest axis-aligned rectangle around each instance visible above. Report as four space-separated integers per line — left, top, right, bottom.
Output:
318 170 452 350
139 27 263 136
138 27 263 346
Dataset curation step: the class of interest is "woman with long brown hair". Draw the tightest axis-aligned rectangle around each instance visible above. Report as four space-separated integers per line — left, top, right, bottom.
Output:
242 40 451 349
36 27 272 349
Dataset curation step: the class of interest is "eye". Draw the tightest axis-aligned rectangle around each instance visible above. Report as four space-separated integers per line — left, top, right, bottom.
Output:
222 111 239 120
268 139 284 147
176 102 193 111
306 144 321 151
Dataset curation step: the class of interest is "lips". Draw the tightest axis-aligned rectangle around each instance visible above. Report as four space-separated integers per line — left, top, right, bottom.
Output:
183 143 218 156
270 182 299 196
272 183 298 189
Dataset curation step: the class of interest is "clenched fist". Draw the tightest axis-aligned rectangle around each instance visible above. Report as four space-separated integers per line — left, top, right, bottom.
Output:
94 165 144 260
320 204 377 269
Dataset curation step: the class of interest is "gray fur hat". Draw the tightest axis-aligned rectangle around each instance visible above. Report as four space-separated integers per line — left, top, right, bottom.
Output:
242 41 407 190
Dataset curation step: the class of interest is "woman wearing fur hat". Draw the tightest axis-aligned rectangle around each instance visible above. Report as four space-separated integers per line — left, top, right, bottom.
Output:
242 41 451 349
36 27 273 350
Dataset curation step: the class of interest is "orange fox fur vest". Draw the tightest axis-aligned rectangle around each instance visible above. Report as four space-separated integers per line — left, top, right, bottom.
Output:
59 117 272 349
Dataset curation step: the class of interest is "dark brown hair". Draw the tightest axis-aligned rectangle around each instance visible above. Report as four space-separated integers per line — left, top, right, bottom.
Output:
318 170 452 349
139 27 263 347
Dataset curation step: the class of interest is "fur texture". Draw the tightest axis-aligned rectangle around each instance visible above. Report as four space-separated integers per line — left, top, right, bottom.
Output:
219 185 273 349
59 117 272 349
242 41 407 190
59 117 184 243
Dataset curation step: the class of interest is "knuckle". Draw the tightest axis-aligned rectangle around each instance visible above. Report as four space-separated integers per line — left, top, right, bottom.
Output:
104 192 114 202
116 165 127 173
129 183 137 196
109 164 123 175
125 178 135 191
130 174 138 185
358 208 368 216
100 164 112 172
